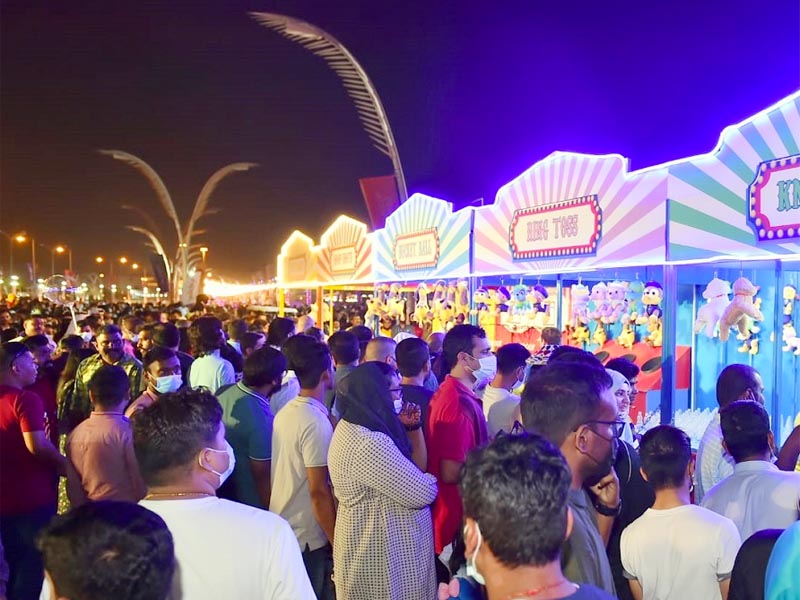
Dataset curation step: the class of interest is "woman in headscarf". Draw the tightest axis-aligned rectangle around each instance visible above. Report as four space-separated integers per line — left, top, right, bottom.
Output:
606 368 635 446
328 361 438 600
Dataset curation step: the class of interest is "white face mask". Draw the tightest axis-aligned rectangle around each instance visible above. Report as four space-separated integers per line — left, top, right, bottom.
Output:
393 398 404 414
200 441 236 487
469 354 497 387
464 522 486 585
154 374 182 394
80 331 94 343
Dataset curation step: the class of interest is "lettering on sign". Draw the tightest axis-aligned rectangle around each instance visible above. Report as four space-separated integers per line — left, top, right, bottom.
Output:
330 246 357 274
287 257 307 281
748 155 800 242
509 195 602 260
393 229 440 270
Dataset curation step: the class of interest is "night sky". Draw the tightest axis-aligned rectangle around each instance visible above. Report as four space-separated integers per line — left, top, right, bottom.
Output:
2 0 798 280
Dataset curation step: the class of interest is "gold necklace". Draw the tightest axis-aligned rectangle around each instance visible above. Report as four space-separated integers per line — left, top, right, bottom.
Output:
143 491 215 500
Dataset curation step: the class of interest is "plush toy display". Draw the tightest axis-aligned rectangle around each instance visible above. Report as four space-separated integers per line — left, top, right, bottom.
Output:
455 279 470 317
604 280 627 324
623 280 645 325
386 283 406 322
618 322 635 349
636 281 663 347
737 295 762 355
571 324 590 345
693 277 732 338
413 283 431 324
495 286 511 313
719 277 763 342
782 323 800 355
510 284 532 317
472 287 489 314
589 283 610 321
570 283 591 328
783 285 800 354
592 324 607 346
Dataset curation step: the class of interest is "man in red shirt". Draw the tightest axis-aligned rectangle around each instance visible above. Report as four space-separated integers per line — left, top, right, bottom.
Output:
0 342 66 600
425 324 492 564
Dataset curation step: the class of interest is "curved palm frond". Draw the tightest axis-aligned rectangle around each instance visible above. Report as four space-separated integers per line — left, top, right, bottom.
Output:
184 162 257 245
126 225 172 283
250 12 408 200
121 204 165 244
100 150 185 245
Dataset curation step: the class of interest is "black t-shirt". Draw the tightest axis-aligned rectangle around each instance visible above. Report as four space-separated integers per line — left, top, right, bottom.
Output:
400 383 434 425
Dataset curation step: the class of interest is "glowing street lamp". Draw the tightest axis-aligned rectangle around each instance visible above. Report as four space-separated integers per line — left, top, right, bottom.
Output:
119 256 128 265
14 233 36 288
95 256 104 264
52 244 73 274
131 262 139 270
200 246 208 266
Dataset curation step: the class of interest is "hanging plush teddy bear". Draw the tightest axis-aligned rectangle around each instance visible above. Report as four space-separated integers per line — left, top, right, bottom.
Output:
604 281 628 324
589 283 610 322
693 277 732 338
719 277 763 342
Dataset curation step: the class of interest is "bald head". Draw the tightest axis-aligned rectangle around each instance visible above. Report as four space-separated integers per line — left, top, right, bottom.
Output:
427 332 445 355
716 364 764 408
364 337 397 366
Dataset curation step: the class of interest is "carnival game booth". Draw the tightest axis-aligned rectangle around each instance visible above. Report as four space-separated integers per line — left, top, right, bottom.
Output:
472 151 685 423
314 215 376 333
276 229 321 316
665 90 800 445
372 193 475 337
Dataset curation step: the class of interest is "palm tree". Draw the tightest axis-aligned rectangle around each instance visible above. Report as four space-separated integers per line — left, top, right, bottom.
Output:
250 12 408 201
100 150 256 302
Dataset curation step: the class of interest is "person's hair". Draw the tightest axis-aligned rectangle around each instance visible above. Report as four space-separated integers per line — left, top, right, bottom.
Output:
266 317 295 348
292 341 332 389
1 328 19 344
605 357 640 382
541 327 561 346
151 323 180 349
348 325 373 343
396 337 430 378
328 331 360 365
36 500 175 600
496 343 531 375
716 364 760 408
88 365 131 409
305 327 324 343
639 425 692 490
547 345 602 367
243 346 286 388
98 324 122 338
281 334 318 372
720 401 771 462
188 316 223 355
227 319 247 341
520 362 612 446
133 388 222 486
460 433 571 568
122 315 143 333
0 341 28 372
442 324 486 373
143 346 177 373
364 337 396 362
240 331 264 355
23 334 50 351
59 334 84 353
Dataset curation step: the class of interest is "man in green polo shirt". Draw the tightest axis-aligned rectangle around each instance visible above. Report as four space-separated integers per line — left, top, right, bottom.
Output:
217 346 286 509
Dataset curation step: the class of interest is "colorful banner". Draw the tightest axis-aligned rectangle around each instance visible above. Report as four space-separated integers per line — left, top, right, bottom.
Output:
316 215 373 284
374 193 473 282
473 152 668 276
668 91 800 260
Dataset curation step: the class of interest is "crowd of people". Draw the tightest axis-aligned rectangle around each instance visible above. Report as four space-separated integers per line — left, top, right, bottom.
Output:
1 298 799 600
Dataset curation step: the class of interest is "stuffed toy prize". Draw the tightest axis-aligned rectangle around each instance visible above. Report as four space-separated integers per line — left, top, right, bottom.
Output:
719 277 763 342
693 277 732 338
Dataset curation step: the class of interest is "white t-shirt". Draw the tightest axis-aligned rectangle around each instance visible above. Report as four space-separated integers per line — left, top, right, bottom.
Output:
139 496 315 599
188 350 235 394
701 460 800 540
269 370 301 415
270 395 333 551
695 412 734 502
621 504 741 600
480 385 520 438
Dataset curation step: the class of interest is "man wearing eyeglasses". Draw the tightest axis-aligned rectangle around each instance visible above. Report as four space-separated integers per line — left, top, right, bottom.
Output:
63 324 144 432
0 342 67 600
520 360 621 596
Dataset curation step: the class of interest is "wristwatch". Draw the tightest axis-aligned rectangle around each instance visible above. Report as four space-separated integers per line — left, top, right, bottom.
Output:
593 498 622 517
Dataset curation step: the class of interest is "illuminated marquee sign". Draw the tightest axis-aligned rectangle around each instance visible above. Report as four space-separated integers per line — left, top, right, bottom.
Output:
393 228 440 270
748 155 800 243
287 257 307 280
509 195 602 260
330 246 357 274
